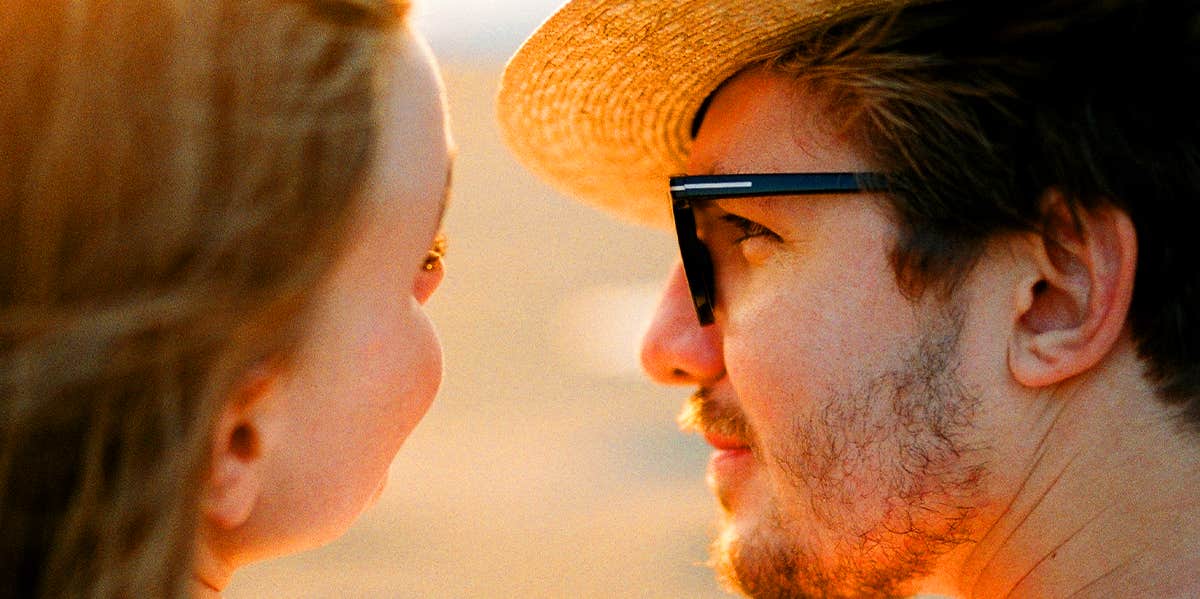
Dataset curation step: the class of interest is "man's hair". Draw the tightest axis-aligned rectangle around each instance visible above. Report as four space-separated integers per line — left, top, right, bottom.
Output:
757 0 1200 423
0 1 408 596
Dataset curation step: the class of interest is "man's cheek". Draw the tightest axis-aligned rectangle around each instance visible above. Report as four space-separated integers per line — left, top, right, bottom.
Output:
728 361 803 429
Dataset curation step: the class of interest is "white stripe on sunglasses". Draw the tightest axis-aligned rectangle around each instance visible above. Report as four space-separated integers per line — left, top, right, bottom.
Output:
669 181 754 192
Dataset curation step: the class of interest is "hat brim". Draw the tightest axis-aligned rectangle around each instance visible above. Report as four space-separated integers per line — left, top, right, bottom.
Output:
498 0 906 229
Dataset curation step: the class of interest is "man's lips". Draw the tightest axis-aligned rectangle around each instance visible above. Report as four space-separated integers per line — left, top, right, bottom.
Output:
682 387 754 452
704 431 750 451
704 428 755 511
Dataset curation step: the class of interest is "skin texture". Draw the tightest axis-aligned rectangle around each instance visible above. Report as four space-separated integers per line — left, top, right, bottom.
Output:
195 27 453 593
641 67 1200 598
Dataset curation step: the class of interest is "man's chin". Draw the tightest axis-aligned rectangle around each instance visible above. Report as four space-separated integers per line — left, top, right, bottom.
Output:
708 494 846 599
707 484 792 596
709 510 803 599
709 517 747 595
708 498 956 599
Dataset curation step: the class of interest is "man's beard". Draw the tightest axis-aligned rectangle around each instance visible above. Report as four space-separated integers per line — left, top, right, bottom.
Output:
692 308 986 598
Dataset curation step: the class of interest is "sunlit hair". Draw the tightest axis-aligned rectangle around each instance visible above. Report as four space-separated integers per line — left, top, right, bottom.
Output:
0 0 409 596
755 0 1200 421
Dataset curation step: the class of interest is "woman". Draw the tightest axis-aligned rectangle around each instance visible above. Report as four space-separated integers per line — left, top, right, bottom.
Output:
0 1 452 596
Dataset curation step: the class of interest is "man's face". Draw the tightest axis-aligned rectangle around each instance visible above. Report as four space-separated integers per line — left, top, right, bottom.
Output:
641 69 992 598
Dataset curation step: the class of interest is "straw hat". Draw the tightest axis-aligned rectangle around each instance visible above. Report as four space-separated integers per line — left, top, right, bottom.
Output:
497 0 912 229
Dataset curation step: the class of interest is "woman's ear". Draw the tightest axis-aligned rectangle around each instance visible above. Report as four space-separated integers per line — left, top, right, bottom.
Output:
202 364 276 531
1008 189 1137 388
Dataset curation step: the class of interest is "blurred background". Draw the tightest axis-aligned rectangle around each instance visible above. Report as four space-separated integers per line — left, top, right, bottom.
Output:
226 1 731 597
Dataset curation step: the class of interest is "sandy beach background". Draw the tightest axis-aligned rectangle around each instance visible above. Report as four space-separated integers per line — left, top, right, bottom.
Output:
226 3 733 596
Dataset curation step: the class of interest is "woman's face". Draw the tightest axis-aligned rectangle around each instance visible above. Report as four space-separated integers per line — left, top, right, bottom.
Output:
246 28 453 556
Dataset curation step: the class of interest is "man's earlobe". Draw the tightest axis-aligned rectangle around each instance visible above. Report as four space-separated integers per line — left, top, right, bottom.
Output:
1008 190 1137 388
202 366 274 530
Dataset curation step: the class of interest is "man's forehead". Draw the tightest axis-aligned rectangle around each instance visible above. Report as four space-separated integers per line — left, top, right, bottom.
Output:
686 71 869 177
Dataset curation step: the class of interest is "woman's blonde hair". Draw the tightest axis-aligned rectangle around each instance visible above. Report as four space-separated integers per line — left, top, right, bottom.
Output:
0 1 409 596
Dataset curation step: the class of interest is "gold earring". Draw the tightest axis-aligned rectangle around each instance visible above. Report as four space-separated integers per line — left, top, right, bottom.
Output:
423 233 447 271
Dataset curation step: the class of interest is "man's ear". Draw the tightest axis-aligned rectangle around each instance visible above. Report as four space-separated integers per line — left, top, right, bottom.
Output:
1008 189 1137 388
202 364 276 531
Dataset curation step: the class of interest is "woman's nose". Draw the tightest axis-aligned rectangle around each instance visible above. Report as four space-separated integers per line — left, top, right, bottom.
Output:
640 263 725 386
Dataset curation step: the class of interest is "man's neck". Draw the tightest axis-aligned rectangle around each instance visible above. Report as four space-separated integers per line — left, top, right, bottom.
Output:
932 342 1200 597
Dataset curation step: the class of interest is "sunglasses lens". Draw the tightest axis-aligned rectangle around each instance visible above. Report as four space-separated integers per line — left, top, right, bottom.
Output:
671 200 716 325
686 246 715 325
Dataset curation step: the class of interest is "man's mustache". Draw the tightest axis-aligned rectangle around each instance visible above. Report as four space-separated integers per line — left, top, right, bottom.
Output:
677 387 755 446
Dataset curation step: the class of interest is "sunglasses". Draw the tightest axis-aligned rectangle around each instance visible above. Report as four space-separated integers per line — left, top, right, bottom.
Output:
669 172 889 325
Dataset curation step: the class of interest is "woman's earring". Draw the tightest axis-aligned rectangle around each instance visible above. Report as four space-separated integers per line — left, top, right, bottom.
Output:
423 234 447 271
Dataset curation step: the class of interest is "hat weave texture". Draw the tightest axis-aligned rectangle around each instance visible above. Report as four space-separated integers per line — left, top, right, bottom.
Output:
498 0 906 228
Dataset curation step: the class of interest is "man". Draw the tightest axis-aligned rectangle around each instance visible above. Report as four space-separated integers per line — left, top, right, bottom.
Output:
499 0 1200 597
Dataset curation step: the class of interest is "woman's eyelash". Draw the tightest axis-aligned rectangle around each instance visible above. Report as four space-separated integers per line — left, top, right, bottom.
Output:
719 214 778 243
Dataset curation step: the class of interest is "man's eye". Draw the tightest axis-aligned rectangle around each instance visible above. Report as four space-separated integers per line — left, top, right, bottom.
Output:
720 214 779 244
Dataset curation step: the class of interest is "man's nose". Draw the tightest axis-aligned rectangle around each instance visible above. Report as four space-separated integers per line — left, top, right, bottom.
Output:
640 263 725 386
